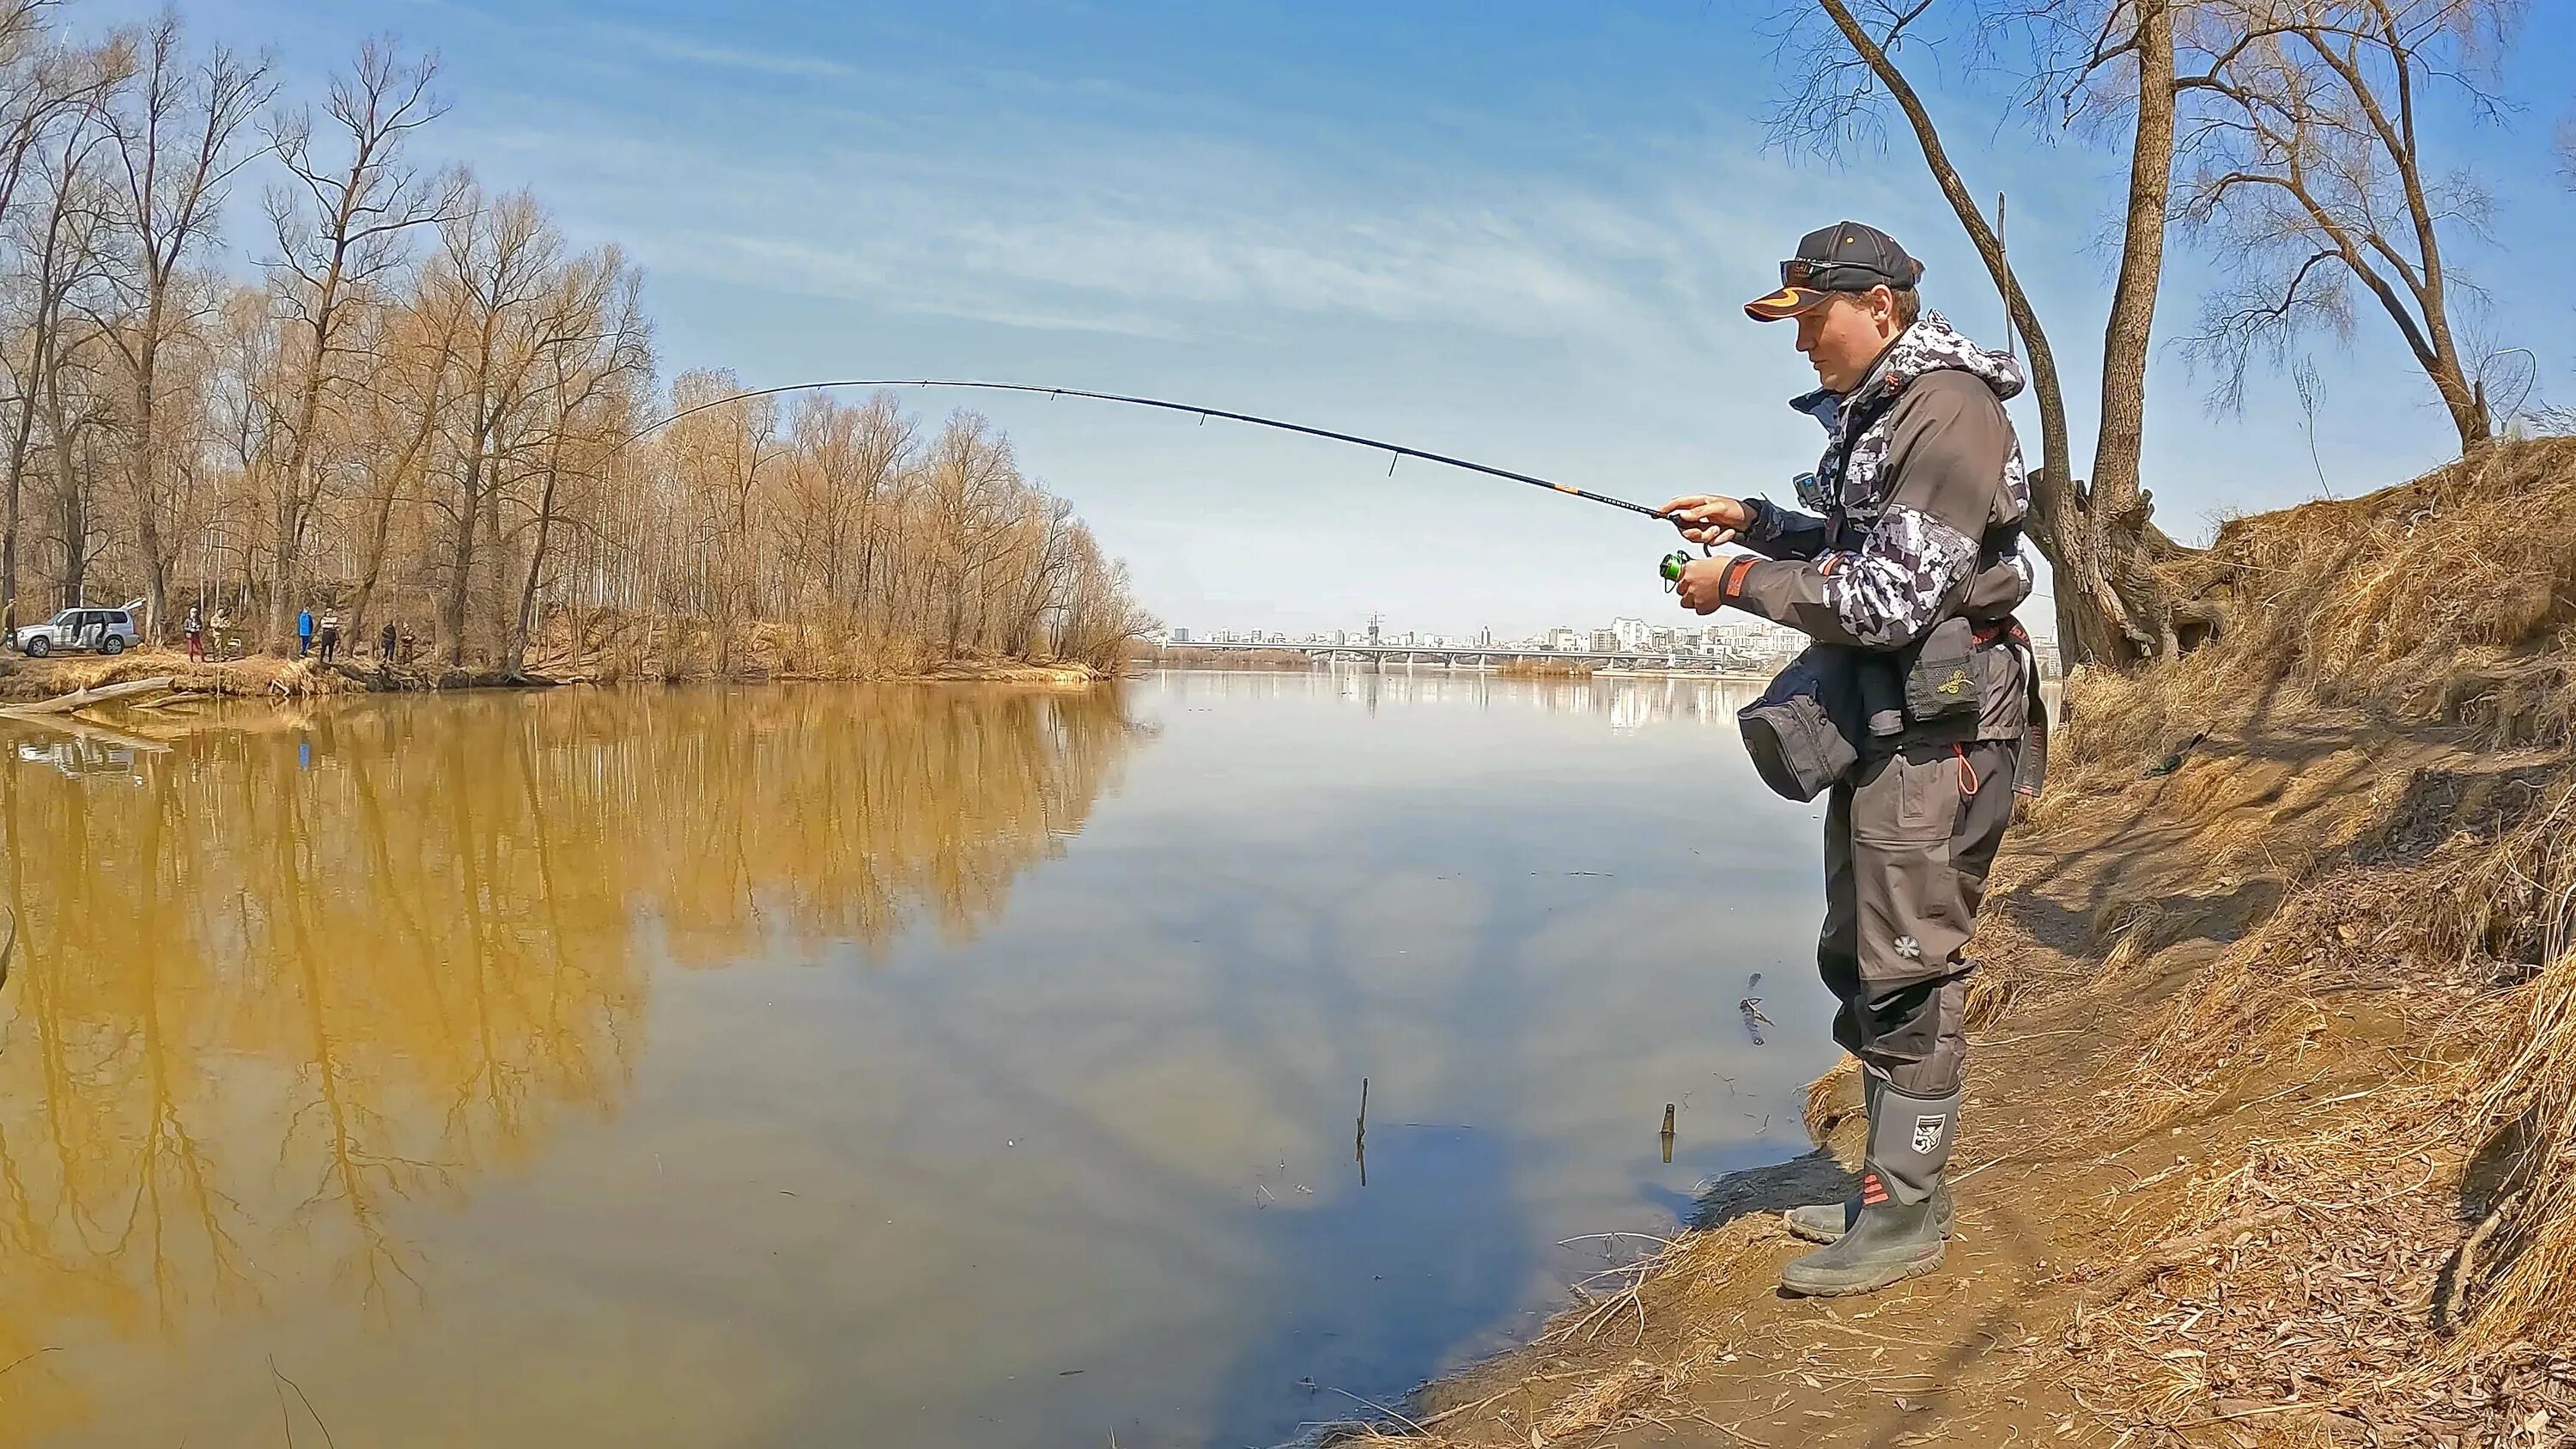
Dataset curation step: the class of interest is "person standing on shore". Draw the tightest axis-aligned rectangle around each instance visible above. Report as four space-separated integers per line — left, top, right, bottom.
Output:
380 619 398 662
185 604 204 662
210 606 233 661
318 610 342 663
1662 222 2041 1298
297 606 313 659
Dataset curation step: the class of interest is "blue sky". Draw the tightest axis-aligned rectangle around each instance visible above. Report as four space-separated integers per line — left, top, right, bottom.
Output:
85 0 2576 636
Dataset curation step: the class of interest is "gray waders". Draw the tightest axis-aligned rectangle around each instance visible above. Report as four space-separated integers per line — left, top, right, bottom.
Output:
1781 737 2017 1297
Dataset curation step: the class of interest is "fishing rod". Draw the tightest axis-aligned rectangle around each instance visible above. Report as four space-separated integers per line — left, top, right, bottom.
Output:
641 379 1716 587
630 379 1707 585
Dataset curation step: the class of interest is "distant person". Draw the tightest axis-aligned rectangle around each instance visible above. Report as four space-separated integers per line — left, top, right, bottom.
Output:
380 619 398 662
317 611 342 663
297 606 313 658
184 605 204 661
1664 222 2042 1298
210 606 233 661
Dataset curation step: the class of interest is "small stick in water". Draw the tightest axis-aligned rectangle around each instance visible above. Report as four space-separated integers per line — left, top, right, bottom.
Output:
1660 1103 1676 1164
1739 995 1772 1047
1355 1077 1369 1188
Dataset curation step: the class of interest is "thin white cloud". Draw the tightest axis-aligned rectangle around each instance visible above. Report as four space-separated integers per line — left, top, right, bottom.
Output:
471 107 1821 356
592 22 861 81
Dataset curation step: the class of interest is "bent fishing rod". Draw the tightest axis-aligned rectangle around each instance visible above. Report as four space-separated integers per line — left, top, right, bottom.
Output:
630 379 1712 586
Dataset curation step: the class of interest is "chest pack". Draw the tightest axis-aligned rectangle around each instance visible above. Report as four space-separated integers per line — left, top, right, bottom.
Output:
1739 337 2049 801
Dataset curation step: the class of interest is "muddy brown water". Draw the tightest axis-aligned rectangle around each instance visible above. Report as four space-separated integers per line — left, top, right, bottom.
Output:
0 672 1833 1447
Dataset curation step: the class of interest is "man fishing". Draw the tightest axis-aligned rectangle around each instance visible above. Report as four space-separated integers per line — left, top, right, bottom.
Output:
1662 222 2039 1298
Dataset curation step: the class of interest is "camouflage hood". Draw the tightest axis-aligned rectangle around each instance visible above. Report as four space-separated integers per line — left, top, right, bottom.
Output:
1789 312 2028 525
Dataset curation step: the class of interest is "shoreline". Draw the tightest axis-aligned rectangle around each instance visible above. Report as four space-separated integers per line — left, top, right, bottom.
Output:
1346 696 2552 1446
0 648 1113 703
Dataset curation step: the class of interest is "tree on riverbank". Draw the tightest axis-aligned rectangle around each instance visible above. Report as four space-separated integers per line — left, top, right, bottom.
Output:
0 6 1150 675
1770 0 2527 667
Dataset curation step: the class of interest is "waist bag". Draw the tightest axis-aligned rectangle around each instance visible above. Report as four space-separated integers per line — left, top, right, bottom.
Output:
1738 645 1899 802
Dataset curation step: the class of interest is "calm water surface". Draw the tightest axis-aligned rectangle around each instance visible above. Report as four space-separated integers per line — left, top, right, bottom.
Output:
0 672 1832 1447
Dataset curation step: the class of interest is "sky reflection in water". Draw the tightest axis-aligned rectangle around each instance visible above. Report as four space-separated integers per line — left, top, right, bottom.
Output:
0 673 1827 1447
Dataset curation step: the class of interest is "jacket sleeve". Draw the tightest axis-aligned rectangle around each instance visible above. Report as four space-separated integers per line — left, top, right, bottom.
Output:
1718 374 2011 650
1739 496 1829 562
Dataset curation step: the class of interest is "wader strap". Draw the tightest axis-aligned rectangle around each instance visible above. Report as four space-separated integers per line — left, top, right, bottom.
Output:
1977 521 2025 569
1969 618 2048 798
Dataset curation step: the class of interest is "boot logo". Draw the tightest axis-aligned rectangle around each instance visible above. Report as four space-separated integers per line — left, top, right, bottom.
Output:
1894 935 1922 959
1911 1115 1947 1154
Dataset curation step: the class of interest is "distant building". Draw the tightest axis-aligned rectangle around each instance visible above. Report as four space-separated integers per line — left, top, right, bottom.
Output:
1546 626 1579 652
1170 627 1190 644
1612 617 1649 650
1589 629 1619 653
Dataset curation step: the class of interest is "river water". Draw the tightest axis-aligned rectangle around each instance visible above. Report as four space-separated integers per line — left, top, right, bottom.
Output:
0 672 1834 1448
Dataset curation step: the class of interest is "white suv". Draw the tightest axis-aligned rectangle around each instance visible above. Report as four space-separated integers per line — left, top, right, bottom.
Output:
10 605 143 657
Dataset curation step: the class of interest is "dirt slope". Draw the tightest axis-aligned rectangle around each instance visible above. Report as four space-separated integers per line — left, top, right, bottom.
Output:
1340 440 2576 1449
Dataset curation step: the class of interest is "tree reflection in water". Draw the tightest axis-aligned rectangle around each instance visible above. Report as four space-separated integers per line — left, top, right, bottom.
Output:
0 684 1141 1440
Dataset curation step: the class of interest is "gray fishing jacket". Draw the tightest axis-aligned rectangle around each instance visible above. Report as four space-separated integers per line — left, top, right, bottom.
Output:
1715 312 2037 743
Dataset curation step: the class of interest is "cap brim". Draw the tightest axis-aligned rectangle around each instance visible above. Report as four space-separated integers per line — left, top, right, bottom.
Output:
1744 287 1831 321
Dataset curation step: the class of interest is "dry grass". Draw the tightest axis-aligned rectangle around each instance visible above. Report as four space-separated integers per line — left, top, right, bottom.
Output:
2066 436 2576 782
2039 440 2576 1437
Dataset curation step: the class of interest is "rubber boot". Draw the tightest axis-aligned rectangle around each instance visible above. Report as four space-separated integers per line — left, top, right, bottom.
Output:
1780 1083 1959 1297
1784 1178 1953 1245
1783 1071 1959 1244
1784 1070 1880 1244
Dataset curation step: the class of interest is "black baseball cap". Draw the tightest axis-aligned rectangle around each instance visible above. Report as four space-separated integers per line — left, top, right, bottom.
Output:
1744 222 1924 321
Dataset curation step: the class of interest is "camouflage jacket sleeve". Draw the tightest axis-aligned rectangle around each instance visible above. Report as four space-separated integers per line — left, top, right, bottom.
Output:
1738 496 1829 562
1721 374 2012 650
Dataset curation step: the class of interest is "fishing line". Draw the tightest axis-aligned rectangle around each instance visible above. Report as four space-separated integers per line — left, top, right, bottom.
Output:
627 379 1676 523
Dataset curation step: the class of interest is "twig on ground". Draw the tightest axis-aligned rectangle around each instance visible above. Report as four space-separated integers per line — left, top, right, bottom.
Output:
1315 1384 1425 1436
2073 1205 2298 1318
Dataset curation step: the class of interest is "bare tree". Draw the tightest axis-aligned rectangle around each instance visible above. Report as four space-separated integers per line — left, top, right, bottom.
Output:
343 270 460 640
3 37 120 622
0 13 118 631
426 185 559 667
1770 0 2190 665
2174 0 2520 452
260 37 458 647
506 244 649 674
0 14 1143 679
93 15 270 637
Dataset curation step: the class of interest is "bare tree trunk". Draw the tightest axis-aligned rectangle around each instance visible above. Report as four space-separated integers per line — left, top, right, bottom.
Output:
509 464 557 675
441 439 482 667
2080 0 2179 661
45 362 82 604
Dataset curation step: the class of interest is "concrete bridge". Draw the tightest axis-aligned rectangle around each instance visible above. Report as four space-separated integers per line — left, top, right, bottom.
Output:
1145 639 1784 673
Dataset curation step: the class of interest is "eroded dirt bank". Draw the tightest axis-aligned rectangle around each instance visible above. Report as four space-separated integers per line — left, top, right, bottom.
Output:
1339 441 2576 1449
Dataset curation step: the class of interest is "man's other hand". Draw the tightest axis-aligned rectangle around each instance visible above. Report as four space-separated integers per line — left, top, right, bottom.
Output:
1661 494 1751 547
1675 557 1737 615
